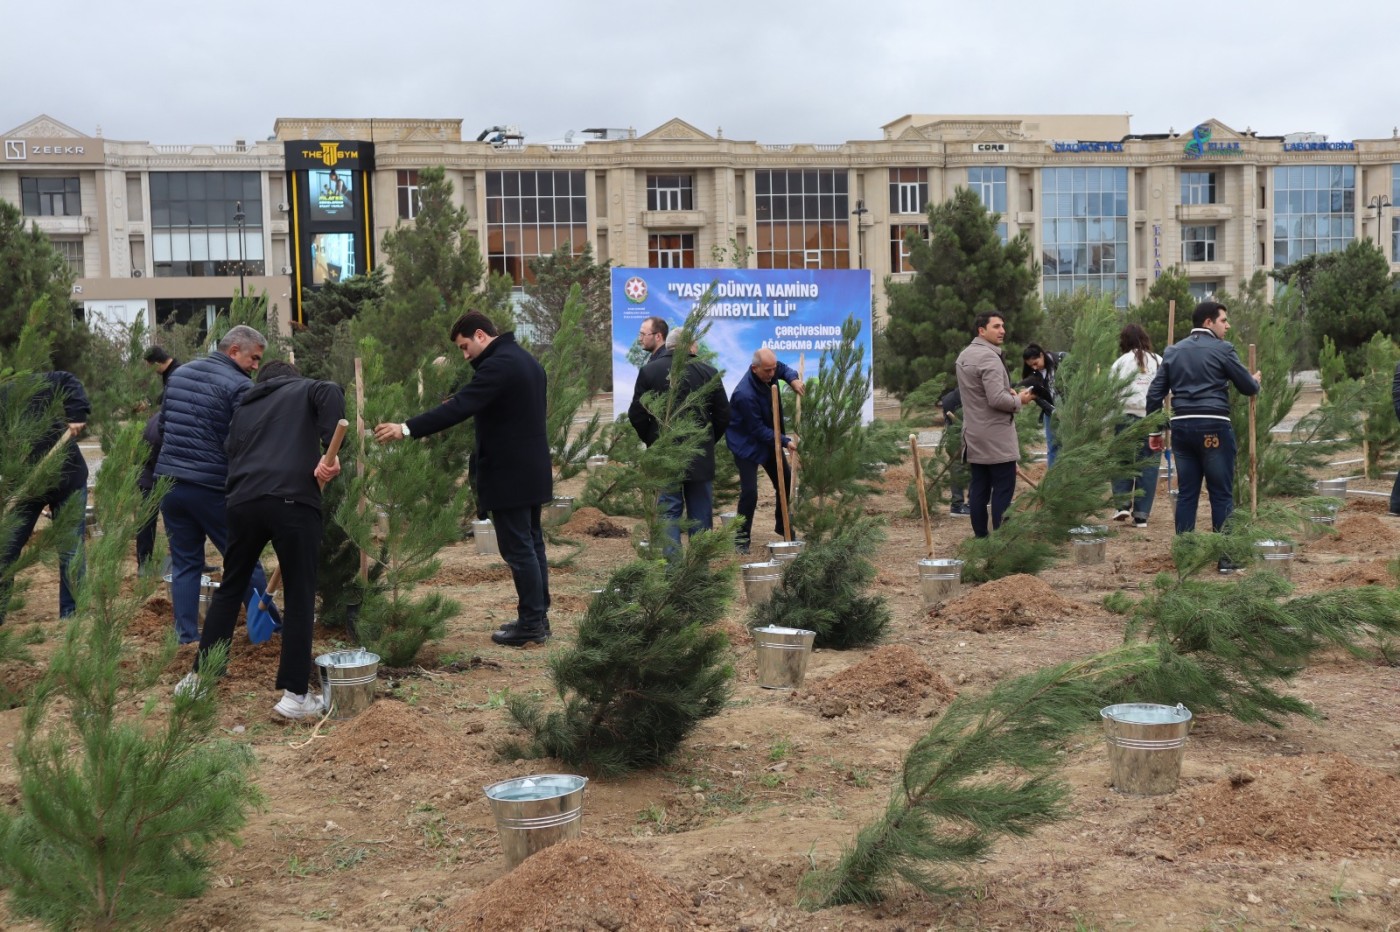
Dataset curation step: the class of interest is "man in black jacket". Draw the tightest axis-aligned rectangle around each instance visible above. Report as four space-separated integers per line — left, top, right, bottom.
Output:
179 360 344 719
628 329 731 554
0 370 90 625
374 312 553 647
1146 301 1260 559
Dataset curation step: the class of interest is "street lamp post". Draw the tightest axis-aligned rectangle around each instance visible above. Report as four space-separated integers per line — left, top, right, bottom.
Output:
1369 195 1392 250
233 200 247 297
851 199 870 268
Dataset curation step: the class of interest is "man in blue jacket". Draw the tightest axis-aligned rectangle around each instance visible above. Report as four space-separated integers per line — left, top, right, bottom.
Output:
725 348 805 553
1146 301 1260 565
156 324 269 643
374 312 553 647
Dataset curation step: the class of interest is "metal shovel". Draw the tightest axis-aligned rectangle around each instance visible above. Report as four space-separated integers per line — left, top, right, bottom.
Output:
246 566 283 644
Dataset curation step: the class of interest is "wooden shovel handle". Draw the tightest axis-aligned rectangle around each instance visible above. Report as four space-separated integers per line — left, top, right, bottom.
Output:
771 384 792 541
317 419 349 490
258 566 283 608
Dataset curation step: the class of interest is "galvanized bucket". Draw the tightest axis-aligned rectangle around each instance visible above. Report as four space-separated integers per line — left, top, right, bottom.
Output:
163 573 219 623
719 511 739 529
472 519 498 556
586 454 609 472
315 649 380 720
544 496 574 526
1253 539 1294 576
741 560 783 604
1070 525 1108 565
1304 515 1336 540
1316 478 1348 499
483 774 588 869
752 625 816 690
1101 702 1192 795
918 558 963 604
767 540 805 564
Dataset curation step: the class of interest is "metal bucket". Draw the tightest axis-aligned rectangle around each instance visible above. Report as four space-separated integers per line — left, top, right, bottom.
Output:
586 454 609 472
767 540 805 564
752 625 816 690
1070 525 1108 565
719 511 739 529
1253 539 1294 577
1101 702 1192 795
544 496 574 526
1304 515 1336 540
919 558 963 604
741 560 783 604
163 573 219 623
483 774 588 869
315 649 380 720
1316 478 1348 499
472 519 498 556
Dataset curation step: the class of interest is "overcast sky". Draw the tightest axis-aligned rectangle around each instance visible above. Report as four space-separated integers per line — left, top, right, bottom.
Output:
5 1 1398 147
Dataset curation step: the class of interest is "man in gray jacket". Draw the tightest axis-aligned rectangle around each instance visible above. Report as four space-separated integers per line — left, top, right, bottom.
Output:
955 312 1034 537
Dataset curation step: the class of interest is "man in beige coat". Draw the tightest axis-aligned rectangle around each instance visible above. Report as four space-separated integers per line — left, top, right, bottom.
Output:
955 311 1034 537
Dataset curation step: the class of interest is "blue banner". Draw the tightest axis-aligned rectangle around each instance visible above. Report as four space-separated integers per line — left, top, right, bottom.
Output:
610 268 874 422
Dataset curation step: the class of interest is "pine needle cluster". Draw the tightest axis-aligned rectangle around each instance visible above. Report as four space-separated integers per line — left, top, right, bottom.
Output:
801 646 1159 907
748 517 890 649
502 527 738 774
0 423 261 929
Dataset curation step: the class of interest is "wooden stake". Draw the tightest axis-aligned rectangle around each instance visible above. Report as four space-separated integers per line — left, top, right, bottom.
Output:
790 355 805 508
771 384 792 542
354 357 369 583
1248 342 1258 518
910 434 933 559
1164 299 1176 497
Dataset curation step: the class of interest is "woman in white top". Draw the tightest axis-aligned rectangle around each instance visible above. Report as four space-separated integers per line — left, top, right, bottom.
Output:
1109 324 1163 527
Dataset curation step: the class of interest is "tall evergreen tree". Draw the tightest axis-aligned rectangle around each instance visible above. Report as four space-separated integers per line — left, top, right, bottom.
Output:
1276 239 1399 377
1130 266 1195 354
0 200 84 373
520 242 613 392
292 268 385 385
540 284 605 481
880 187 1042 396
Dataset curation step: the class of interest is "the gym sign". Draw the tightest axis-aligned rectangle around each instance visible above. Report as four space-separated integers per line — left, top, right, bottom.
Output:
3 138 105 163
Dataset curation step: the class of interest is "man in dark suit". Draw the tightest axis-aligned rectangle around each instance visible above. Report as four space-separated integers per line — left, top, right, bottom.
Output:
374 312 552 646
628 329 731 555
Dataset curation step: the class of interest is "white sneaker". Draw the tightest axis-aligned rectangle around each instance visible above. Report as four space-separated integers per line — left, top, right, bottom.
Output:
273 690 326 720
173 672 207 700
1112 509 1132 522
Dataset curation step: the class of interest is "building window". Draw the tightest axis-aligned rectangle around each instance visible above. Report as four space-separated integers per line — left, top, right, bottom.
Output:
1041 167 1130 306
20 176 81 216
888 168 928 215
485 170 588 285
150 172 264 278
969 168 1009 243
1188 281 1219 301
648 233 695 268
1272 164 1354 268
397 170 420 220
1181 171 1217 205
1392 166 1400 261
889 224 928 273
1182 225 1218 263
646 174 693 211
754 169 850 270
51 238 84 277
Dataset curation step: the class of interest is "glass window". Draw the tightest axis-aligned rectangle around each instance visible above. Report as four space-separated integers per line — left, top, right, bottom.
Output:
19 176 81 216
647 174 694 211
397 170 421 220
485 170 588 284
888 167 928 215
889 224 929 273
150 172 263 278
1272 164 1355 267
1039 167 1129 306
648 232 696 268
1181 171 1216 205
755 169 851 270
51 238 84 277
968 167 1007 213
1182 225 1218 263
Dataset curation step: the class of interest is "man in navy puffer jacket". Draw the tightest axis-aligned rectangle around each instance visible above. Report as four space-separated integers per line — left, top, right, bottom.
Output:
156 325 269 643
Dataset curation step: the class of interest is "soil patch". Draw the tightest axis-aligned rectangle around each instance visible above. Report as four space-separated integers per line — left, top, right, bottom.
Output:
1325 514 1398 554
437 837 696 931
129 595 173 642
1321 559 1397 589
1159 753 1400 856
1133 553 1176 575
310 699 462 771
561 506 622 537
797 644 955 717
930 574 1083 632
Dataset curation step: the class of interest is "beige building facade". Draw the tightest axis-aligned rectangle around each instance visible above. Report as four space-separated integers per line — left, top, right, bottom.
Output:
4 112 1399 334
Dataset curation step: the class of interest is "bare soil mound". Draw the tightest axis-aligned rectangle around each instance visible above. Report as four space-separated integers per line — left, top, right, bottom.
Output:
931 574 1083 632
1320 559 1397 589
129 595 173 641
437 837 696 931
310 699 461 771
1344 496 1388 513
1159 753 1400 856
429 565 513 587
797 644 955 717
1323 514 1398 554
1133 553 1176 575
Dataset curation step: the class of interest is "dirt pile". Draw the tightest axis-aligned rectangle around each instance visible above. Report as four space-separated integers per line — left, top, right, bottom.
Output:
1321 559 1397 589
311 699 462 771
437 837 696 931
129 594 173 641
562 506 630 539
1319 514 1398 555
430 565 514 587
798 644 954 717
1160 754 1400 856
931 574 1084 632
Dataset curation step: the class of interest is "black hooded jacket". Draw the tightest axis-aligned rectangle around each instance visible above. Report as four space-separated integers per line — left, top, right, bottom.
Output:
224 375 345 511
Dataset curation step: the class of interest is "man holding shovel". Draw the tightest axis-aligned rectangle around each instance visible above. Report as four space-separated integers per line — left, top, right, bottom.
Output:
177 360 344 720
725 348 804 554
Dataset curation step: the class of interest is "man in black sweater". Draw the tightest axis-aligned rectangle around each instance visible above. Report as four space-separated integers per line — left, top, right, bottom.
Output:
374 312 553 647
179 360 344 719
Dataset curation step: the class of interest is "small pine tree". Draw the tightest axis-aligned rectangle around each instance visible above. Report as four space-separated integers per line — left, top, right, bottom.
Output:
576 416 648 516
292 268 386 386
539 284 604 481
502 527 738 774
0 423 261 929
748 517 890 649
1130 267 1195 355
520 243 613 393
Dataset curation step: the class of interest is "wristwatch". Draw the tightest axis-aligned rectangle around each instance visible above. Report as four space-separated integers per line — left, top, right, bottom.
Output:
401 423 412 438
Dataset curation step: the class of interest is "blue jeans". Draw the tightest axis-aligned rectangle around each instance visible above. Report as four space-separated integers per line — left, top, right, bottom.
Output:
659 480 714 555
1169 419 1236 534
1043 417 1060 467
161 480 266 643
0 485 86 623
491 504 550 628
1110 416 1161 521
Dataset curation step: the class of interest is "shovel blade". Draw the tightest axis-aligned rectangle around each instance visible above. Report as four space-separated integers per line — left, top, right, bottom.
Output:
246 588 281 644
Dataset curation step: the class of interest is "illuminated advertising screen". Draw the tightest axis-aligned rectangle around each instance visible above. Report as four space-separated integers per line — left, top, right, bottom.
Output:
308 168 355 221
312 233 356 285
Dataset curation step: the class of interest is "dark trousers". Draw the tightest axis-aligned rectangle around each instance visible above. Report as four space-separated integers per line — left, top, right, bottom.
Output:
1110 416 1162 521
1390 469 1400 515
967 461 1016 538
0 485 86 625
491 504 550 629
136 484 158 569
659 480 714 554
195 496 320 695
734 452 792 546
1170 419 1236 534
162 480 266 643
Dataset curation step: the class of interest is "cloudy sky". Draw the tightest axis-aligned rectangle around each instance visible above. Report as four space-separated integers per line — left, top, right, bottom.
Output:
4 1 1397 146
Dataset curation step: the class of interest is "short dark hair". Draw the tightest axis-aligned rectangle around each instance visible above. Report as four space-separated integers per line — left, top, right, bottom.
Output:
256 359 301 383
143 346 171 364
644 316 669 339
1021 342 1044 362
1193 300 1227 329
450 312 499 342
973 311 1005 332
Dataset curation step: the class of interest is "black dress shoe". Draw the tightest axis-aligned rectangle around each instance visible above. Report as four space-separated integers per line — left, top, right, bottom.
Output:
1218 556 1244 575
495 618 551 635
491 627 550 647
